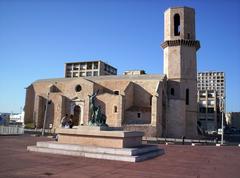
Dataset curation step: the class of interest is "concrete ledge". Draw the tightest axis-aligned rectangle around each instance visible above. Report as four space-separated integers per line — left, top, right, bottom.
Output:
73 126 123 131
56 127 144 148
56 128 144 138
27 142 164 162
36 141 159 156
165 142 174 145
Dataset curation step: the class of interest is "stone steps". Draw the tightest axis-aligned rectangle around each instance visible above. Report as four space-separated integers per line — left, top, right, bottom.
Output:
27 141 163 162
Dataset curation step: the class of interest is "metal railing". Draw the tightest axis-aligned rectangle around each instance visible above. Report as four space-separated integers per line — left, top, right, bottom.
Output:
0 125 24 135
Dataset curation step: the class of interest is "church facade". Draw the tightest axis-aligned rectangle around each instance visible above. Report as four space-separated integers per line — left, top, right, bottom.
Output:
24 7 200 138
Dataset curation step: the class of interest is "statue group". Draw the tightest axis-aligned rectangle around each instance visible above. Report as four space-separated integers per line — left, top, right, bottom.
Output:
88 90 108 127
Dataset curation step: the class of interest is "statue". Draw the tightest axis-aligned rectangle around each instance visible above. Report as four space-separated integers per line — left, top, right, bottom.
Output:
88 90 108 127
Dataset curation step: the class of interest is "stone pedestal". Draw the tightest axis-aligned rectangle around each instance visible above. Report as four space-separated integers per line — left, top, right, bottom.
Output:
56 126 143 148
27 126 163 162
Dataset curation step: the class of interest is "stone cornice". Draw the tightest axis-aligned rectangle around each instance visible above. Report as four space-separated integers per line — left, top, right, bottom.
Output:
161 39 200 50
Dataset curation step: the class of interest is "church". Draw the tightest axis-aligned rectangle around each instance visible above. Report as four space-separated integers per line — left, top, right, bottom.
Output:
24 7 200 138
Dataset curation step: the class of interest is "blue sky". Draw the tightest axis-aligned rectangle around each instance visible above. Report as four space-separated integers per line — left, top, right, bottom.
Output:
0 0 239 113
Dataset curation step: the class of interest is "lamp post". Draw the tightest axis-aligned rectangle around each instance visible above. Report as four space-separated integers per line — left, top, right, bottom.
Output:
42 92 50 136
221 96 225 145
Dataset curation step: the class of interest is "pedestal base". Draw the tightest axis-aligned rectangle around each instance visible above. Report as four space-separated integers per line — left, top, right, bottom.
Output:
56 127 144 148
27 126 163 162
27 141 164 162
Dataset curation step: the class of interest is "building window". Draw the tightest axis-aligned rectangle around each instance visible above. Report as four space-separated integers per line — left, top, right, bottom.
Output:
170 88 175 96
186 89 189 105
137 113 141 118
80 72 85 77
86 71 92 76
80 63 86 70
174 14 180 36
114 91 119 95
93 71 98 76
93 62 98 69
73 72 78 77
207 108 214 113
114 106 117 113
75 85 82 92
87 63 92 69
199 107 206 113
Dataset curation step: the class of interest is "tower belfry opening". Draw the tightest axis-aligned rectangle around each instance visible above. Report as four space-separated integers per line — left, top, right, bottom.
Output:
174 14 180 36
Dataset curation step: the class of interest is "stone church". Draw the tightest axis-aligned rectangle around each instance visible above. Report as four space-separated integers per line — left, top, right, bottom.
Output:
24 7 200 138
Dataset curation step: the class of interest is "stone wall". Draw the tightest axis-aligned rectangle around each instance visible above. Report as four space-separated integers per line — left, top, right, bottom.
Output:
96 93 120 127
24 85 35 124
166 99 186 138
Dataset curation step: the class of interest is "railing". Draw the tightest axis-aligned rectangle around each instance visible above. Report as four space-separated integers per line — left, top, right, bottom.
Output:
0 125 24 135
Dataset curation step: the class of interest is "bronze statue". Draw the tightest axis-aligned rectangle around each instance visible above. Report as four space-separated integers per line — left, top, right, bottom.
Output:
88 90 108 127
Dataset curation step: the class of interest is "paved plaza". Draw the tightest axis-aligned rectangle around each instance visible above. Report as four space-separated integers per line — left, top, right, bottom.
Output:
0 135 240 178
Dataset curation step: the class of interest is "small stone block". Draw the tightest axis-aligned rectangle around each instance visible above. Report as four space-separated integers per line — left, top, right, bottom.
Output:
192 143 201 146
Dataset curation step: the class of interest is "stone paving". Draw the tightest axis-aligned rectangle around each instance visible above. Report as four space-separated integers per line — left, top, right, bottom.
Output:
0 135 240 178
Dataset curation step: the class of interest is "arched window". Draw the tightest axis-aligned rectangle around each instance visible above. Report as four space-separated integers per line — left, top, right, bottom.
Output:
174 14 180 36
170 88 175 96
137 113 141 118
186 89 189 105
114 106 118 113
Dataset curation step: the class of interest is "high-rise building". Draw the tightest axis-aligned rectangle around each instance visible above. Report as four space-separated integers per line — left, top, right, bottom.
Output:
197 72 225 132
65 60 117 78
226 112 240 130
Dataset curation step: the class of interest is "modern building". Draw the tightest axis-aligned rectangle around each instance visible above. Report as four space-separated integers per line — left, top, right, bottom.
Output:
197 90 217 131
24 7 200 138
197 72 225 132
65 60 117 78
226 112 240 129
9 112 25 124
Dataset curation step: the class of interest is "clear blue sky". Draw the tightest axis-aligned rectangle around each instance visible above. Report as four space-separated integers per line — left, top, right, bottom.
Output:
0 0 239 113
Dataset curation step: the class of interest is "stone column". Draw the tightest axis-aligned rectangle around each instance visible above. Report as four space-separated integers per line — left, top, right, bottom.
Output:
117 95 124 127
151 94 158 127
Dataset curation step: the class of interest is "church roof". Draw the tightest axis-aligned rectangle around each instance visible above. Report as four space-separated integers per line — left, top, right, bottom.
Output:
33 74 166 84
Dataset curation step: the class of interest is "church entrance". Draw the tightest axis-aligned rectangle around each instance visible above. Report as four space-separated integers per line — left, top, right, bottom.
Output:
70 99 84 126
73 105 81 126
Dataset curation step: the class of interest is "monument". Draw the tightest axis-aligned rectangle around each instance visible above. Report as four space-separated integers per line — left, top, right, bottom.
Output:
27 91 163 162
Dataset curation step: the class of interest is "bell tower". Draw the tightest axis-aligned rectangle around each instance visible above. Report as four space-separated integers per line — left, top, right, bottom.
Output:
161 7 200 138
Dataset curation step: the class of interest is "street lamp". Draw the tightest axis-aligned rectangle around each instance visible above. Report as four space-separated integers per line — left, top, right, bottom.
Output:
42 92 50 136
221 96 225 145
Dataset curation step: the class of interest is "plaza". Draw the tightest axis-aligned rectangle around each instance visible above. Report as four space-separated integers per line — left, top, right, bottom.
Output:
0 135 240 178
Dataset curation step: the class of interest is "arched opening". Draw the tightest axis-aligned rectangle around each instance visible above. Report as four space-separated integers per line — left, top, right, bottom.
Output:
186 89 189 105
170 88 175 96
73 105 81 126
114 106 118 113
174 14 180 36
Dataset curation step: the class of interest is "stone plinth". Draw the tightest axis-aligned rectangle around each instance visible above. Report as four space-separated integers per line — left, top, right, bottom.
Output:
28 126 163 162
27 141 164 162
56 126 144 148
